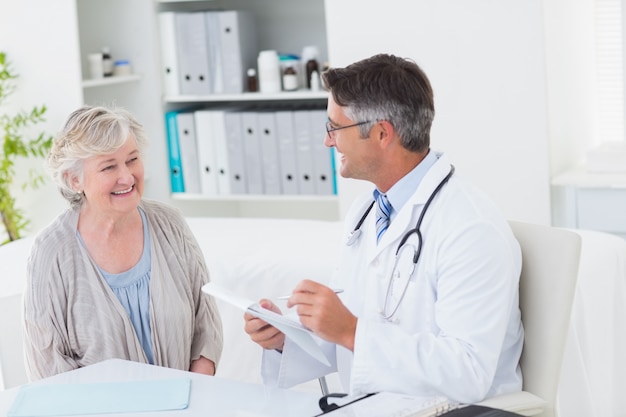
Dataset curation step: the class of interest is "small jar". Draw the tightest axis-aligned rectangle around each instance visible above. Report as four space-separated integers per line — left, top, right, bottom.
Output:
247 68 258 92
305 59 319 90
102 47 113 77
282 65 298 91
113 60 132 76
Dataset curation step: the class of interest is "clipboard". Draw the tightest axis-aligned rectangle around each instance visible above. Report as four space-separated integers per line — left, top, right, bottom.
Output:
202 282 331 366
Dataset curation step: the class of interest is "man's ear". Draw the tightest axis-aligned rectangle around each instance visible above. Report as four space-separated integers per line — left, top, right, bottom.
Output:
374 120 396 149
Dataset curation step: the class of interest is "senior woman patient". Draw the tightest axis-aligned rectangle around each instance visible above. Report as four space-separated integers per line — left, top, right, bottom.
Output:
23 105 223 379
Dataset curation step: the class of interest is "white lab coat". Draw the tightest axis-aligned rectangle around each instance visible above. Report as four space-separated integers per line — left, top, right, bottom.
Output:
262 153 524 404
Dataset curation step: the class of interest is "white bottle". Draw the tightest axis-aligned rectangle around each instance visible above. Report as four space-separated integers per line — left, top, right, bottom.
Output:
310 70 321 92
257 50 281 93
87 53 104 79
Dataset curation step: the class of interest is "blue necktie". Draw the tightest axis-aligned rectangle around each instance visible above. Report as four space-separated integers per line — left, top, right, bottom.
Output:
375 193 391 243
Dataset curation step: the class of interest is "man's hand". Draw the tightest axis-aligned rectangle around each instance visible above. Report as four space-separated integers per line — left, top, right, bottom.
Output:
286 280 357 351
243 299 286 351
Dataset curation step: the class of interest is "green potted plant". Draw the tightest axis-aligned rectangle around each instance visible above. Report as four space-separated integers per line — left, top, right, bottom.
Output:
0 51 53 244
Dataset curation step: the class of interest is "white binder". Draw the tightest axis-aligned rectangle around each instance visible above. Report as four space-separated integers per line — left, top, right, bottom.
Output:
193 110 219 195
175 12 211 95
158 12 181 97
217 10 257 94
175 112 201 194
275 110 299 194
257 111 282 195
309 109 336 195
223 111 247 194
204 11 223 94
293 109 316 195
240 110 264 194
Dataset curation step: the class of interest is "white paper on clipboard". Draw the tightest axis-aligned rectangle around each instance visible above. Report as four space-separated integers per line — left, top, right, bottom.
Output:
202 282 331 366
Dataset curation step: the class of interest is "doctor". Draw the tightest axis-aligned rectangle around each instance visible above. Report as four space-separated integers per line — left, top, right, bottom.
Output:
244 53 524 404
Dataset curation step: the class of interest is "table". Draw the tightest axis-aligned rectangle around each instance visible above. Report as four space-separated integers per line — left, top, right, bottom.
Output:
0 359 322 417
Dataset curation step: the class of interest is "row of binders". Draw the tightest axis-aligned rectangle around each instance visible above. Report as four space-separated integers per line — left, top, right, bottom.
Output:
165 107 337 196
158 10 257 96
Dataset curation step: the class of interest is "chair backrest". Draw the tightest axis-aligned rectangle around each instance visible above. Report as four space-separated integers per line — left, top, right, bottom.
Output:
508 221 581 417
0 293 28 389
0 236 33 390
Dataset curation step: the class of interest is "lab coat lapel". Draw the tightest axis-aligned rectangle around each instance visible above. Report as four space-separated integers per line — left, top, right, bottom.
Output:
367 155 453 263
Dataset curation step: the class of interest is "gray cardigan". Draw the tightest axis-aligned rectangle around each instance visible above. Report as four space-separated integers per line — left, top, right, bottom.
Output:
23 199 223 379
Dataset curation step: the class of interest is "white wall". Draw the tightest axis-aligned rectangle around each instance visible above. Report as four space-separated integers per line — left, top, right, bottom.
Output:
543 0 597 175
326 0 555 225
1 0 603 233
0 0 82 237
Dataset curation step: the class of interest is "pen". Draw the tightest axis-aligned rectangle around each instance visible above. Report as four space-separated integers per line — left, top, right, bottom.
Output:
277 289 344 300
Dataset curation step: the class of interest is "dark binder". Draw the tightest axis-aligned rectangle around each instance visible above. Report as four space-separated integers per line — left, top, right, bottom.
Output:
442 405 524 416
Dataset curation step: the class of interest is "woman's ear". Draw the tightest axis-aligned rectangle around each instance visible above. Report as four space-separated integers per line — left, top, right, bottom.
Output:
66 172 82 193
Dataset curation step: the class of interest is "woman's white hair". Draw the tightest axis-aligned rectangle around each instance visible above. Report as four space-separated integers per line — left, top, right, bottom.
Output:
47 105 148 208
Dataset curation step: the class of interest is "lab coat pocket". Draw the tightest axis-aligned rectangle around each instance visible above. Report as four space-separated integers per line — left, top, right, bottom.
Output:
381 245 435 333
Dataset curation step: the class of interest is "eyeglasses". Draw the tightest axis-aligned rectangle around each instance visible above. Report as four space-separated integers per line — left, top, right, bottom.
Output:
325 120 371 139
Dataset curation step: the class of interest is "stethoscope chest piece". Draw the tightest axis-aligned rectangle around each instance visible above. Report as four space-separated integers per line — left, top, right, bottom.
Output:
346 229 362 246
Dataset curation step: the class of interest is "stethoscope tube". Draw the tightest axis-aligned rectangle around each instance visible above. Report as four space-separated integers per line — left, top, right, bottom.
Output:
345 164 456 321
346 164 455 249
395 164 455 260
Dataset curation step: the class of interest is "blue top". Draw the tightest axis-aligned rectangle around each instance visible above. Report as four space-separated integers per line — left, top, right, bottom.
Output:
77 207 154 364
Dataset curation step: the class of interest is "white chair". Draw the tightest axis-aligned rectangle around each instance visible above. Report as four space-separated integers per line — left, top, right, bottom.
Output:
478 221 582 417
0 237 32 390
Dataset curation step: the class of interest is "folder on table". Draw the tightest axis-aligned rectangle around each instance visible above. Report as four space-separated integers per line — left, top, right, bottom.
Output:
293 109 316 195
275 110 299 195
193 110 219 195
8 378 191 417
175 12 211 95
241 110 264 194
257 111 282 195
309 109 336 195
165 111 185 193
176 112 201 194
217 10 257 94
158 12 181 96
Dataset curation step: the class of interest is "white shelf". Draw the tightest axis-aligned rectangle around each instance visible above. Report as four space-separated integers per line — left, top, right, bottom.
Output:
171 193 338 202
81 74 142 89
164 90 328 103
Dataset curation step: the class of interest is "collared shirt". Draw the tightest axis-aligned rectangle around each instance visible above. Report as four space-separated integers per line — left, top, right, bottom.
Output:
372 149 437 224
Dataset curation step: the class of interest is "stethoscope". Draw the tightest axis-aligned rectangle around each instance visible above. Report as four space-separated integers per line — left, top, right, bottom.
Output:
345 165 455 321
